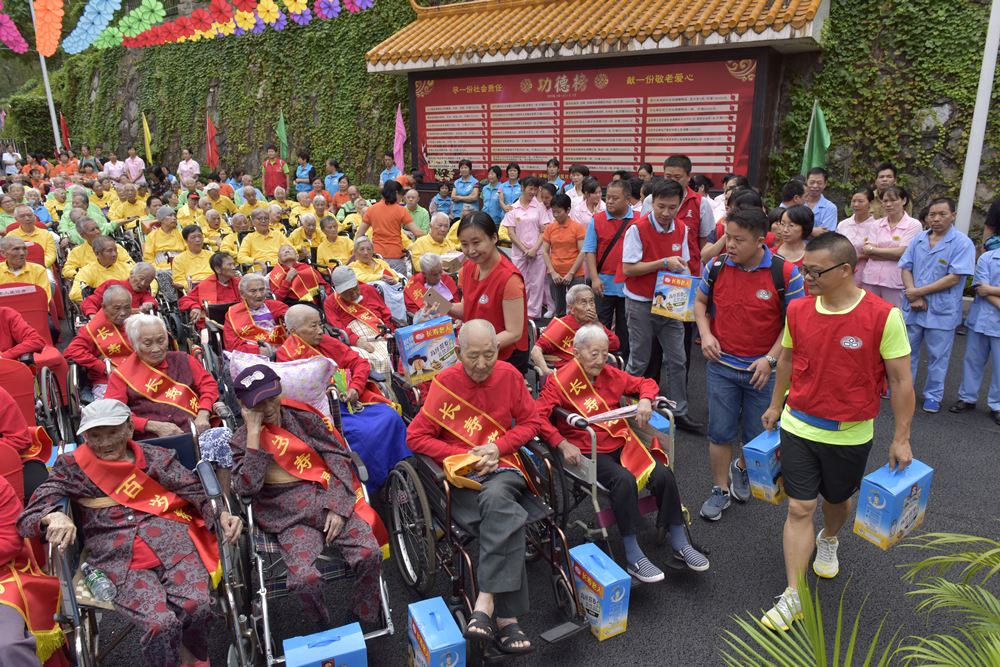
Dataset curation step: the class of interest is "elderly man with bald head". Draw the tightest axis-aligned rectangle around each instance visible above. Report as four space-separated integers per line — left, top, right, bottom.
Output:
287 212 324 258
58 187 112 243
237 185 266 218
0 235 50 302
6 204 56 269
406 320 542 655
64 284 136 399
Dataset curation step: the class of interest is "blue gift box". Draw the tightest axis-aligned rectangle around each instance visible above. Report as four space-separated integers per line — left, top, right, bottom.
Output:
394 316 458 385
408 597 464 667
570 543 630 641
283 622 366 667
853 459 933 550
742 427 786 505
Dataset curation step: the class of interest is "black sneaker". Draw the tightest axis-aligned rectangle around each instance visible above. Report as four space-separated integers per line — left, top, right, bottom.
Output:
949 401 976 413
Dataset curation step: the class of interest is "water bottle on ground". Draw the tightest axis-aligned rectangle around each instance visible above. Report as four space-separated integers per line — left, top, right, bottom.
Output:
81 562 117 602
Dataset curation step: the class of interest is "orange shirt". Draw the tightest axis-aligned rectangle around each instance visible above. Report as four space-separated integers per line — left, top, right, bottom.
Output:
333 191 351 210
361 200 413 259
50 163 77 177
542 218 586 277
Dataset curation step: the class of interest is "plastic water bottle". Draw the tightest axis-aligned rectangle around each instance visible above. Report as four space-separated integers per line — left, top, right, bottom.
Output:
81 562 116 602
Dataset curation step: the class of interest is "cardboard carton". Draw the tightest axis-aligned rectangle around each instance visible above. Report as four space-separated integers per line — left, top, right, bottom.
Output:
742 428 786 504
395 316 459 385
854 459 933 550
650 271 700 322
569 543 630 641
283 622 366 667
407 597 465 667
439 251 465 274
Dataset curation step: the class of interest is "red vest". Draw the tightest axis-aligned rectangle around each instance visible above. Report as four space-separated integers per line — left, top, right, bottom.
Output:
461 254 529 360
677 187 703 275
262 159 286 197
617 214 688 299
786 292 895 422
709 256 795 357
590 210 633 275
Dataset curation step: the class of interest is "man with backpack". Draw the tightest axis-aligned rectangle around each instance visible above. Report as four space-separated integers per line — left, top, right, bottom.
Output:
693 208 804 521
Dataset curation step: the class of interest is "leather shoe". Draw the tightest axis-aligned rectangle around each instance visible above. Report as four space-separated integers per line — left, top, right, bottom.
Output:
992 410 1000 426
949 400 976 414
674 414 704 433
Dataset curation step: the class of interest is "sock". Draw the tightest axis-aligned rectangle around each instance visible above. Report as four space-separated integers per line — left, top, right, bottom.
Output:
669 524 689 552
622 534 644 564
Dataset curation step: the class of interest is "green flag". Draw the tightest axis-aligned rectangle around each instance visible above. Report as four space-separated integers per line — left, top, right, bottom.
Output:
801 101 831 174
275 110 288 163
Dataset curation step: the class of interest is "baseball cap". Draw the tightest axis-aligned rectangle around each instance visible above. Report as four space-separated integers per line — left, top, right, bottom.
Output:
331 266 359 293
77 399 132 435
204 182 220 192
234 365 282 407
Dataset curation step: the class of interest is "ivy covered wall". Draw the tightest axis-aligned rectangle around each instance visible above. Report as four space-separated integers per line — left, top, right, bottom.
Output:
39 0 416 184
768 0 999 230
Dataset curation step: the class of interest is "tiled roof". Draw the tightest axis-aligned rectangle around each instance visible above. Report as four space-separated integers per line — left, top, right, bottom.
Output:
367 0 828 72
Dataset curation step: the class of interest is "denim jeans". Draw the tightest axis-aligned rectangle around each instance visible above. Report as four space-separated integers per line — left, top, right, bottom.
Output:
705 359 775 446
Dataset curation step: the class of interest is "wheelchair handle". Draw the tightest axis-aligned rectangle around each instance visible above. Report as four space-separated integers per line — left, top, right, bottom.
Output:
213 401 234 420
196 461 223 499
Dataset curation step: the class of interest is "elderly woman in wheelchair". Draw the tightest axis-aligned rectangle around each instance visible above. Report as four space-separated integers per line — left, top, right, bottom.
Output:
230 364 383 629
17 400 243 667
536 324 710 582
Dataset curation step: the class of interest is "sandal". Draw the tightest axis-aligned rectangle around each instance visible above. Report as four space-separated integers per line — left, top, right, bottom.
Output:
462 611 494 643
495 622 535 655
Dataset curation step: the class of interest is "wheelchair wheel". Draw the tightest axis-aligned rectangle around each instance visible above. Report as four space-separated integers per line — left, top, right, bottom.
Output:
39 367 67 446
387 460 436 594
535 450 570 532
552 573 577 622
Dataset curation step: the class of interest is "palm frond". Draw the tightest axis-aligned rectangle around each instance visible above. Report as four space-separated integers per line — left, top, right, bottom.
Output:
896 629 1000 667
907 578 1000 635
900 531 1000 586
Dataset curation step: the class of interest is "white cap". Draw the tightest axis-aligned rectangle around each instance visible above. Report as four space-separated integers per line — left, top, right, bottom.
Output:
77 399 132 435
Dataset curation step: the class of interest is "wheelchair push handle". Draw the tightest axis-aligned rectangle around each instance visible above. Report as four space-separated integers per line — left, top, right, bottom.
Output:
554 407 588 430
214 401 234 420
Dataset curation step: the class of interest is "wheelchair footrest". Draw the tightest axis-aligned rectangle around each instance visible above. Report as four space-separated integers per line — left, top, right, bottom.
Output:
539 618 591 644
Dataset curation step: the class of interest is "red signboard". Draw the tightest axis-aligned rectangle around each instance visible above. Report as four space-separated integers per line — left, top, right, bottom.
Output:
412 59 758 184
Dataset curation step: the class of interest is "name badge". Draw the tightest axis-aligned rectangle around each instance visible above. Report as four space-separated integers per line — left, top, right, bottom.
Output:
938 258 947 264
892 236 900 241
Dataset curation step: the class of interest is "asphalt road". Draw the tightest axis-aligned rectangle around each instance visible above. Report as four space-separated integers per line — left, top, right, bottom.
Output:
69 326 998 667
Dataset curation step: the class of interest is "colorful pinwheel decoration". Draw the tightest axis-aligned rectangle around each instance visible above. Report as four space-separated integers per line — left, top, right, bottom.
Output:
215 19 236 35
234 10 255 30
290 8 310 24
209 0 235 23
257 0 279 24
343 0 359 13
34 0 64 57
270 10 287 29
314 0 339 17
355 0 372 9
250 13 265 32
64 0 122 54
282 0 307 13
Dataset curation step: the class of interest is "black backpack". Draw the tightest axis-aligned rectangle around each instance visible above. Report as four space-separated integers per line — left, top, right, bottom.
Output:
704 253 788 320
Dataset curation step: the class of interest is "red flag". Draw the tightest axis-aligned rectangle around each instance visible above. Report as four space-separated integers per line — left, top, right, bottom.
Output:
59 113 71 150
205 114 219 169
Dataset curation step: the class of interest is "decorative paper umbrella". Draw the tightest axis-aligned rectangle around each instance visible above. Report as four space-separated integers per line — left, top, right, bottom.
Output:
290 8 310 24
208 0 235 23
257 0 279 24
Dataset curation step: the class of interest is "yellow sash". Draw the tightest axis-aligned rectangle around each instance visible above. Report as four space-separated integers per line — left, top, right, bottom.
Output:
552 359 666 491
539 316 578 357
74 442 222 586
114 354 202 417
84 308 133 365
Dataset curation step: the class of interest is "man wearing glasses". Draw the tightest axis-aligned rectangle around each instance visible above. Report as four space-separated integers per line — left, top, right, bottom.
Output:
693 207 804 522
758 232 914 632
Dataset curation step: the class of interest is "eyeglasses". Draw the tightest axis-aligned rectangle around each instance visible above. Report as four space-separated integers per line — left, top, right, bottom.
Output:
801 263 849 279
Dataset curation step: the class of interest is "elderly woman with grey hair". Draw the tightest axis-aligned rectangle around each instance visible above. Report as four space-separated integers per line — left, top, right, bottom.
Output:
403 251 461 313
222 272 289 353
103 314 237 491
348 235 407 320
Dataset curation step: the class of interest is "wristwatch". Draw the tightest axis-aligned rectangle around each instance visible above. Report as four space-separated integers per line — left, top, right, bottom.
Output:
765 355 778 369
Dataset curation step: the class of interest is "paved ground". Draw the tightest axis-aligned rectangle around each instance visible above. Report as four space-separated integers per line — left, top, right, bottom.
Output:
70 324 997 667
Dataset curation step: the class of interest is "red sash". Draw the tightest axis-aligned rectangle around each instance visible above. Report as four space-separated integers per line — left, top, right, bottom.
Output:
404 276 428 309
269 263 320 301
0 541 64 662
83 308 133 366
423 376 536 494
276 399 389 559
226 301 287 345
114 354 202 417
277 335 389 405
74 442 223 585
539 316 578 358
552 359 668 491
198 275 238 305
327 291 384 331
21 426 52 463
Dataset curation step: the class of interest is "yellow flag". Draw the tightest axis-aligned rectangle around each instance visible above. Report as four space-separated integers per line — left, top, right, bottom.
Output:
142 113 152 163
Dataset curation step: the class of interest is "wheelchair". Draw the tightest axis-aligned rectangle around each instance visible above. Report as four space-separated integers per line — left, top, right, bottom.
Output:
545 396 708 566
49 423 248 667
65 360 113 447
224 386 395 667
387 444 590 663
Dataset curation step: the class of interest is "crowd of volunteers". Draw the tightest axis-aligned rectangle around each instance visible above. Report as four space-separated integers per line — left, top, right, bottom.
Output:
0 140 998 666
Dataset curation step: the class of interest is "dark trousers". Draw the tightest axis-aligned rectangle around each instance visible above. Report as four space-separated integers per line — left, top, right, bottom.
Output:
547 275 586 319
595 292 629 363
646 322 695 383
593 447 683 537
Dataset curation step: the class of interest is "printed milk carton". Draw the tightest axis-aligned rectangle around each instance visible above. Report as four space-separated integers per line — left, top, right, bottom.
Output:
650 271 700 322
853 459 933 550
742 427 786 505
407 597 465 667
395 316 459 385
569 543 630 641
283 622 366 667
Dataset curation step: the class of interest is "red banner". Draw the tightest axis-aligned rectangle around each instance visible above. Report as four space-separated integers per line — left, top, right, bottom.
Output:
413 59 757 184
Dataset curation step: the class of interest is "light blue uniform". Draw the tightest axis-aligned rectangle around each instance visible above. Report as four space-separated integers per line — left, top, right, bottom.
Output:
324 171 345 195
808 194 839 232
379 165 401 186
481 181 502 224
582 208 632 299
959 249 1000 410
548 176 566 193
898 226 976 402
452 175 479 219
499 180 521 211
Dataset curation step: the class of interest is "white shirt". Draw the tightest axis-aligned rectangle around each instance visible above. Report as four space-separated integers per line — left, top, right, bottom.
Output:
2 151 20 175
621 211 690 302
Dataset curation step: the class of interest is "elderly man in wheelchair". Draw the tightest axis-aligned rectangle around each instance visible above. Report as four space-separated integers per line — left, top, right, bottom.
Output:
536 324 710 582
17 399 243 667
406 320 542 655
230 364 383 629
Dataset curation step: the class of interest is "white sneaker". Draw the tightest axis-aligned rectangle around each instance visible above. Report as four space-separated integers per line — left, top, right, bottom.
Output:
760 588 803 631
813 529 840 579
543 309 555 318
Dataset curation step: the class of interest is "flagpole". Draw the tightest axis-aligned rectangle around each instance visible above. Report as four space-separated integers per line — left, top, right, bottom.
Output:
956 0 1000 235
27 0 62 153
